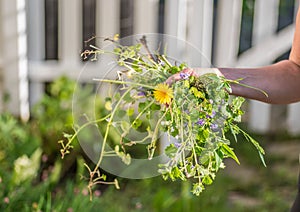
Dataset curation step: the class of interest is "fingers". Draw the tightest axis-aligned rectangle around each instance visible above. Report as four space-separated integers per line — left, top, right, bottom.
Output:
181 68 197 76
166 73 182 85
166 68 223 85
166 68 197 85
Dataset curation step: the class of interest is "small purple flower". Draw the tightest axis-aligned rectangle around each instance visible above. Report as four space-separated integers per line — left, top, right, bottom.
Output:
174 142 181 148
211 111 216 117
137 91 146 96
179 72 190 80
196 118 205 126
158 61 166 66
210 123 218 131
184 109 190 114
137 87 146 96
206 111 216 119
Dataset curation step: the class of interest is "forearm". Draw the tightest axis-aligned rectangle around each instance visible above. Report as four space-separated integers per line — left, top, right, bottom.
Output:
219 60 300 104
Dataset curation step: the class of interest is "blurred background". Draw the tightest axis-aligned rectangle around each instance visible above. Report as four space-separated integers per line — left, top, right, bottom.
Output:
0 0 300 211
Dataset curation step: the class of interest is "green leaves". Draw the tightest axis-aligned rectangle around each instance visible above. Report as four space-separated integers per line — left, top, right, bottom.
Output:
192 183 204 196
158 74 266 195
220 144 240 164
240 128 266 167
165 144 178 158
70 35 266 198
115 145 131 165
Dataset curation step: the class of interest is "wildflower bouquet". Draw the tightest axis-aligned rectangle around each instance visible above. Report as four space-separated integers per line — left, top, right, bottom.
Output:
60 35 266 197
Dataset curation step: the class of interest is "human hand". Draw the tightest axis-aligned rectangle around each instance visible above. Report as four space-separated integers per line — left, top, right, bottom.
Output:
166 68 222 85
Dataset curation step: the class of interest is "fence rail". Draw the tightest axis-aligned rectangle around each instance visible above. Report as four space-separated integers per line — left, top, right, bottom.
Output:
0 0 299 134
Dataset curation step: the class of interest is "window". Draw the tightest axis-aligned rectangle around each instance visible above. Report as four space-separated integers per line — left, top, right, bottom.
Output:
120 0 134 38
82 0 96 61
238 0 255 55
277 0 295 32
45 0 59 60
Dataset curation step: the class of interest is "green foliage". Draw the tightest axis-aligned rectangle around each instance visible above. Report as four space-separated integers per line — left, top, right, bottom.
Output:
68 35 266 197
0 75 295 211
0 113 40 185
32 76 75 155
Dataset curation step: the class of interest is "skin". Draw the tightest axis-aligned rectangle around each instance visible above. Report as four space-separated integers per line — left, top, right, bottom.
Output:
168 7 300 104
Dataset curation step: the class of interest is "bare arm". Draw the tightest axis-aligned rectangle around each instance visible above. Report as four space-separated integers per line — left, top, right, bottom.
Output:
167 60 300 104
167 7 300 104
220 60 300 104
290 3 300 65
219 7 300 104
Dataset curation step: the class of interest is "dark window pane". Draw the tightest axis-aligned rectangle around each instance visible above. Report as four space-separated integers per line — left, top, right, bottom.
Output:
211 0 218 64
45 0 59 60
158 0 165 34
82 0 96 61
238 0 255 55
274 49 291 62
277 0 295 31
120 0 134 38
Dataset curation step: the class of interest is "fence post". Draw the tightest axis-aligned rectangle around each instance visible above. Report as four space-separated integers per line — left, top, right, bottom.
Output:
165 0 187 39
58 0 81 68
134 0 158 34
164 0 188 60
0 0 29 120
214 0 242 67
287 102 300 135
27 0 45 108
97 0 120 38
186 0 214 67
248 0 279 133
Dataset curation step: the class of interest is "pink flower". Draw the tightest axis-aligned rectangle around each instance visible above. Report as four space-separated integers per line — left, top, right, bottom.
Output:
3 197 9 204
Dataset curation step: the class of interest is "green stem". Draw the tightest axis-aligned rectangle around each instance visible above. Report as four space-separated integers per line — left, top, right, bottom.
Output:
61 114 111 158
122 60 166 78
130 99 155 128
179 112 188 175
148 108 169 160
226 79 268 97
92 88 133 175
160 55 172 68
93 78 156 90
118 99 156 145
123 56 153 69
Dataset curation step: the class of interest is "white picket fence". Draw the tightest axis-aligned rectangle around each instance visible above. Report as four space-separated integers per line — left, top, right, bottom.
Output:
0 0 300 134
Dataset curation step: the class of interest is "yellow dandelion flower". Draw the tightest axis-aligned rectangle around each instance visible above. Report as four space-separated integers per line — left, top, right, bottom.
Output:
153 83 173 105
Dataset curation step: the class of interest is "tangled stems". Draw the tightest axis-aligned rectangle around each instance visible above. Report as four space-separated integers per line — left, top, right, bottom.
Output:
92 88 133 174
59 35 267 198
84 88 134 200
59 114 111 159
147 108 169 160
84 163 119 201
59 84 134 200
93 79 156 90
